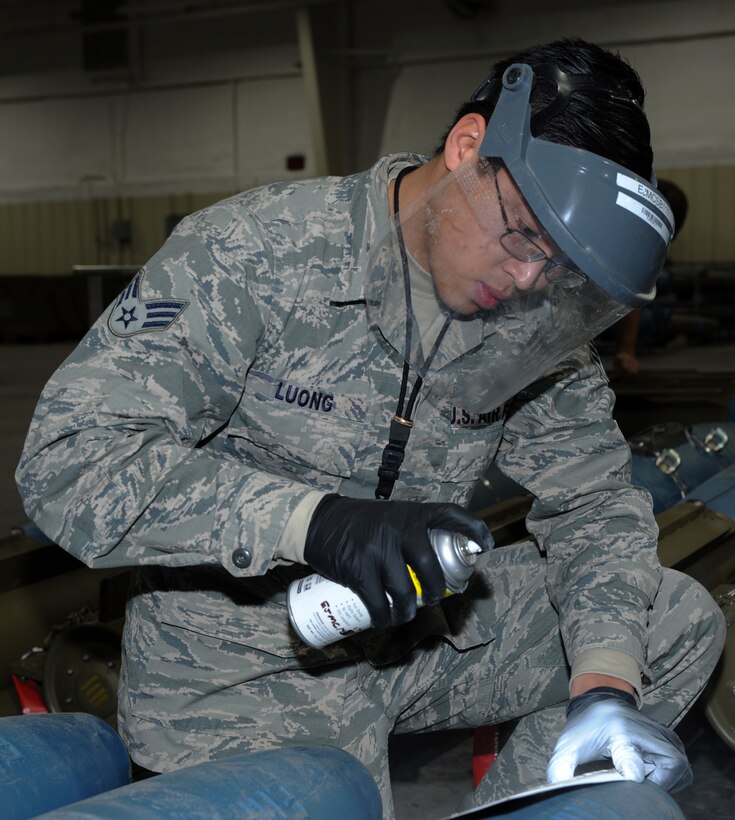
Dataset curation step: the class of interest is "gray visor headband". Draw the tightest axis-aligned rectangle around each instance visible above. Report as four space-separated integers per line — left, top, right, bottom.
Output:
476 63 673 307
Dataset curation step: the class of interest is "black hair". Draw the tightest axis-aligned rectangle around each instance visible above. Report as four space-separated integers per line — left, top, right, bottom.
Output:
435 37 653 180
656 179 688 238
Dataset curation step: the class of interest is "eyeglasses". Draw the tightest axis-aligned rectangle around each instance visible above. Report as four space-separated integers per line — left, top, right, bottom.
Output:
493 171 588 289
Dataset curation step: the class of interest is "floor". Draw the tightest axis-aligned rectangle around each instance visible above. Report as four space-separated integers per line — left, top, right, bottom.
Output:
1 341 734 819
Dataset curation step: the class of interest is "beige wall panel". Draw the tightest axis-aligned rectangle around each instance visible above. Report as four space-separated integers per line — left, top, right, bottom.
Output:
0 205 16 272
655 166 735 264
38 201 62 273
32 202 50 272
6 204 29 273
76 199 99 269
130 196 168 263
61 200 80 271
688 166 717 262
3 162 728 275
713 165 735 263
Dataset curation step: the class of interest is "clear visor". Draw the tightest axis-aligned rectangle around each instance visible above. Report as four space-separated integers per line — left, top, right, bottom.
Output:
468 158 587 289
477 63 669 306
365 157 630 413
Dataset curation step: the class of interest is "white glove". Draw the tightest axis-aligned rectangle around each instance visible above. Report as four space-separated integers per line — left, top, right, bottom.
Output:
547 688 692 793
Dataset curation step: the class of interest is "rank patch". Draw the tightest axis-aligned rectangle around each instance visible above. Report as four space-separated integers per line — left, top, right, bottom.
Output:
108 271 189 337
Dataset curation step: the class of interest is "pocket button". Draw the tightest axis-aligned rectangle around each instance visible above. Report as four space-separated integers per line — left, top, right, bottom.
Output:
232 548 252 569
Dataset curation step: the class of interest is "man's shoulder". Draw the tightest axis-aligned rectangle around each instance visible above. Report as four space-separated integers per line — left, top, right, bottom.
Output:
210 167 376 228
170 154 417 262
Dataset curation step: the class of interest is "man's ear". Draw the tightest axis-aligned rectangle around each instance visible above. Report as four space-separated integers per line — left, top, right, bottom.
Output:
443 113 487 171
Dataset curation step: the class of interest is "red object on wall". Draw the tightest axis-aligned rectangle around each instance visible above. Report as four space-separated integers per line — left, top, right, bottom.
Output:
286 154 306 171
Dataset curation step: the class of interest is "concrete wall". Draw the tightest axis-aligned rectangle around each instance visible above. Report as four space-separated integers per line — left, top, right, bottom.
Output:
374 0 735 263
0 48 314 203
376 0 735 167
0 0 732 276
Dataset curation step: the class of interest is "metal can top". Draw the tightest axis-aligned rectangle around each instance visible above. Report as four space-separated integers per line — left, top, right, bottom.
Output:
429 530 483 594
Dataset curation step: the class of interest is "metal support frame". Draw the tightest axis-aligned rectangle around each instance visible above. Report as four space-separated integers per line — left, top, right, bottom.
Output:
296 7 330 177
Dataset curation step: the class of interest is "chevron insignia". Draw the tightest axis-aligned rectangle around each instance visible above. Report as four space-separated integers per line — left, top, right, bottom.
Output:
108 271 189 337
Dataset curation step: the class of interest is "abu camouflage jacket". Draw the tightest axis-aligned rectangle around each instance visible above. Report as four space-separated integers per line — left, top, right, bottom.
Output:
16 154 662 719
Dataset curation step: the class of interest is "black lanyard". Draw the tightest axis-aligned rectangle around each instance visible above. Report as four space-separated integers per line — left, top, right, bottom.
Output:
375 166 451 500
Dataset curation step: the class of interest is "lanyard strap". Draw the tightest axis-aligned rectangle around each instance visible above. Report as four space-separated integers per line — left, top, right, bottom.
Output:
375 167 451 500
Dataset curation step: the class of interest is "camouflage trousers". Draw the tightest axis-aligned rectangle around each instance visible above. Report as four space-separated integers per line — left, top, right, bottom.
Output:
120 542 725 820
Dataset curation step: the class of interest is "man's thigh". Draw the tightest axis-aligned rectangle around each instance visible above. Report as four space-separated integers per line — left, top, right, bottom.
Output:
363 543 570 734
126 663 358 766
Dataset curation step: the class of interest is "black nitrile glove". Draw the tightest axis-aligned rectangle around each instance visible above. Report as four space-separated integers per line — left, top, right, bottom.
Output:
547 687 693 793
303 495 493 630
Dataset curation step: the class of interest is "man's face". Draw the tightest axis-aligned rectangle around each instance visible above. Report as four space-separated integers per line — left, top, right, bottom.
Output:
417 164 559 315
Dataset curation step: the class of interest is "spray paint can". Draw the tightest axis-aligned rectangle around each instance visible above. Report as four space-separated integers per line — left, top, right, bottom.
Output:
287 529 488 649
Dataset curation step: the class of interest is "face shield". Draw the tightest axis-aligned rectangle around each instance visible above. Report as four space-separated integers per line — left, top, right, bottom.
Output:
366 158 631 414
476 63 674 306
365 63 673 414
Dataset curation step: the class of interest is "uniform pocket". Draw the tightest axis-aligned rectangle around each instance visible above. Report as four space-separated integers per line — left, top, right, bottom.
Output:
442 420 504 486
130 599 354 741
228 370 367 480
158 569 360 665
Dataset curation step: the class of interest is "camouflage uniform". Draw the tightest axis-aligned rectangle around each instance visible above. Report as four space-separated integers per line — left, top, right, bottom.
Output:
17 154 725 819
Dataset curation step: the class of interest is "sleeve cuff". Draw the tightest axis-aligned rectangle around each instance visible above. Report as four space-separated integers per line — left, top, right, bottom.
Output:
570 648 643 706
274 489 329 564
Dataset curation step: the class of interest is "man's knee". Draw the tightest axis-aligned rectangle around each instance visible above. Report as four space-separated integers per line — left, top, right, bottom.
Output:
658 568 726 660
646 568 726 705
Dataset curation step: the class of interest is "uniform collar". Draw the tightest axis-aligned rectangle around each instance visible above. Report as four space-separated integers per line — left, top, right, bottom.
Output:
328 153 485 363
329 153 427 304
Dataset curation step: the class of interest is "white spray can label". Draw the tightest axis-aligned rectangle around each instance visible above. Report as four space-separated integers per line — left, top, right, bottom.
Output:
287 529 487 649
287 573 373 649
